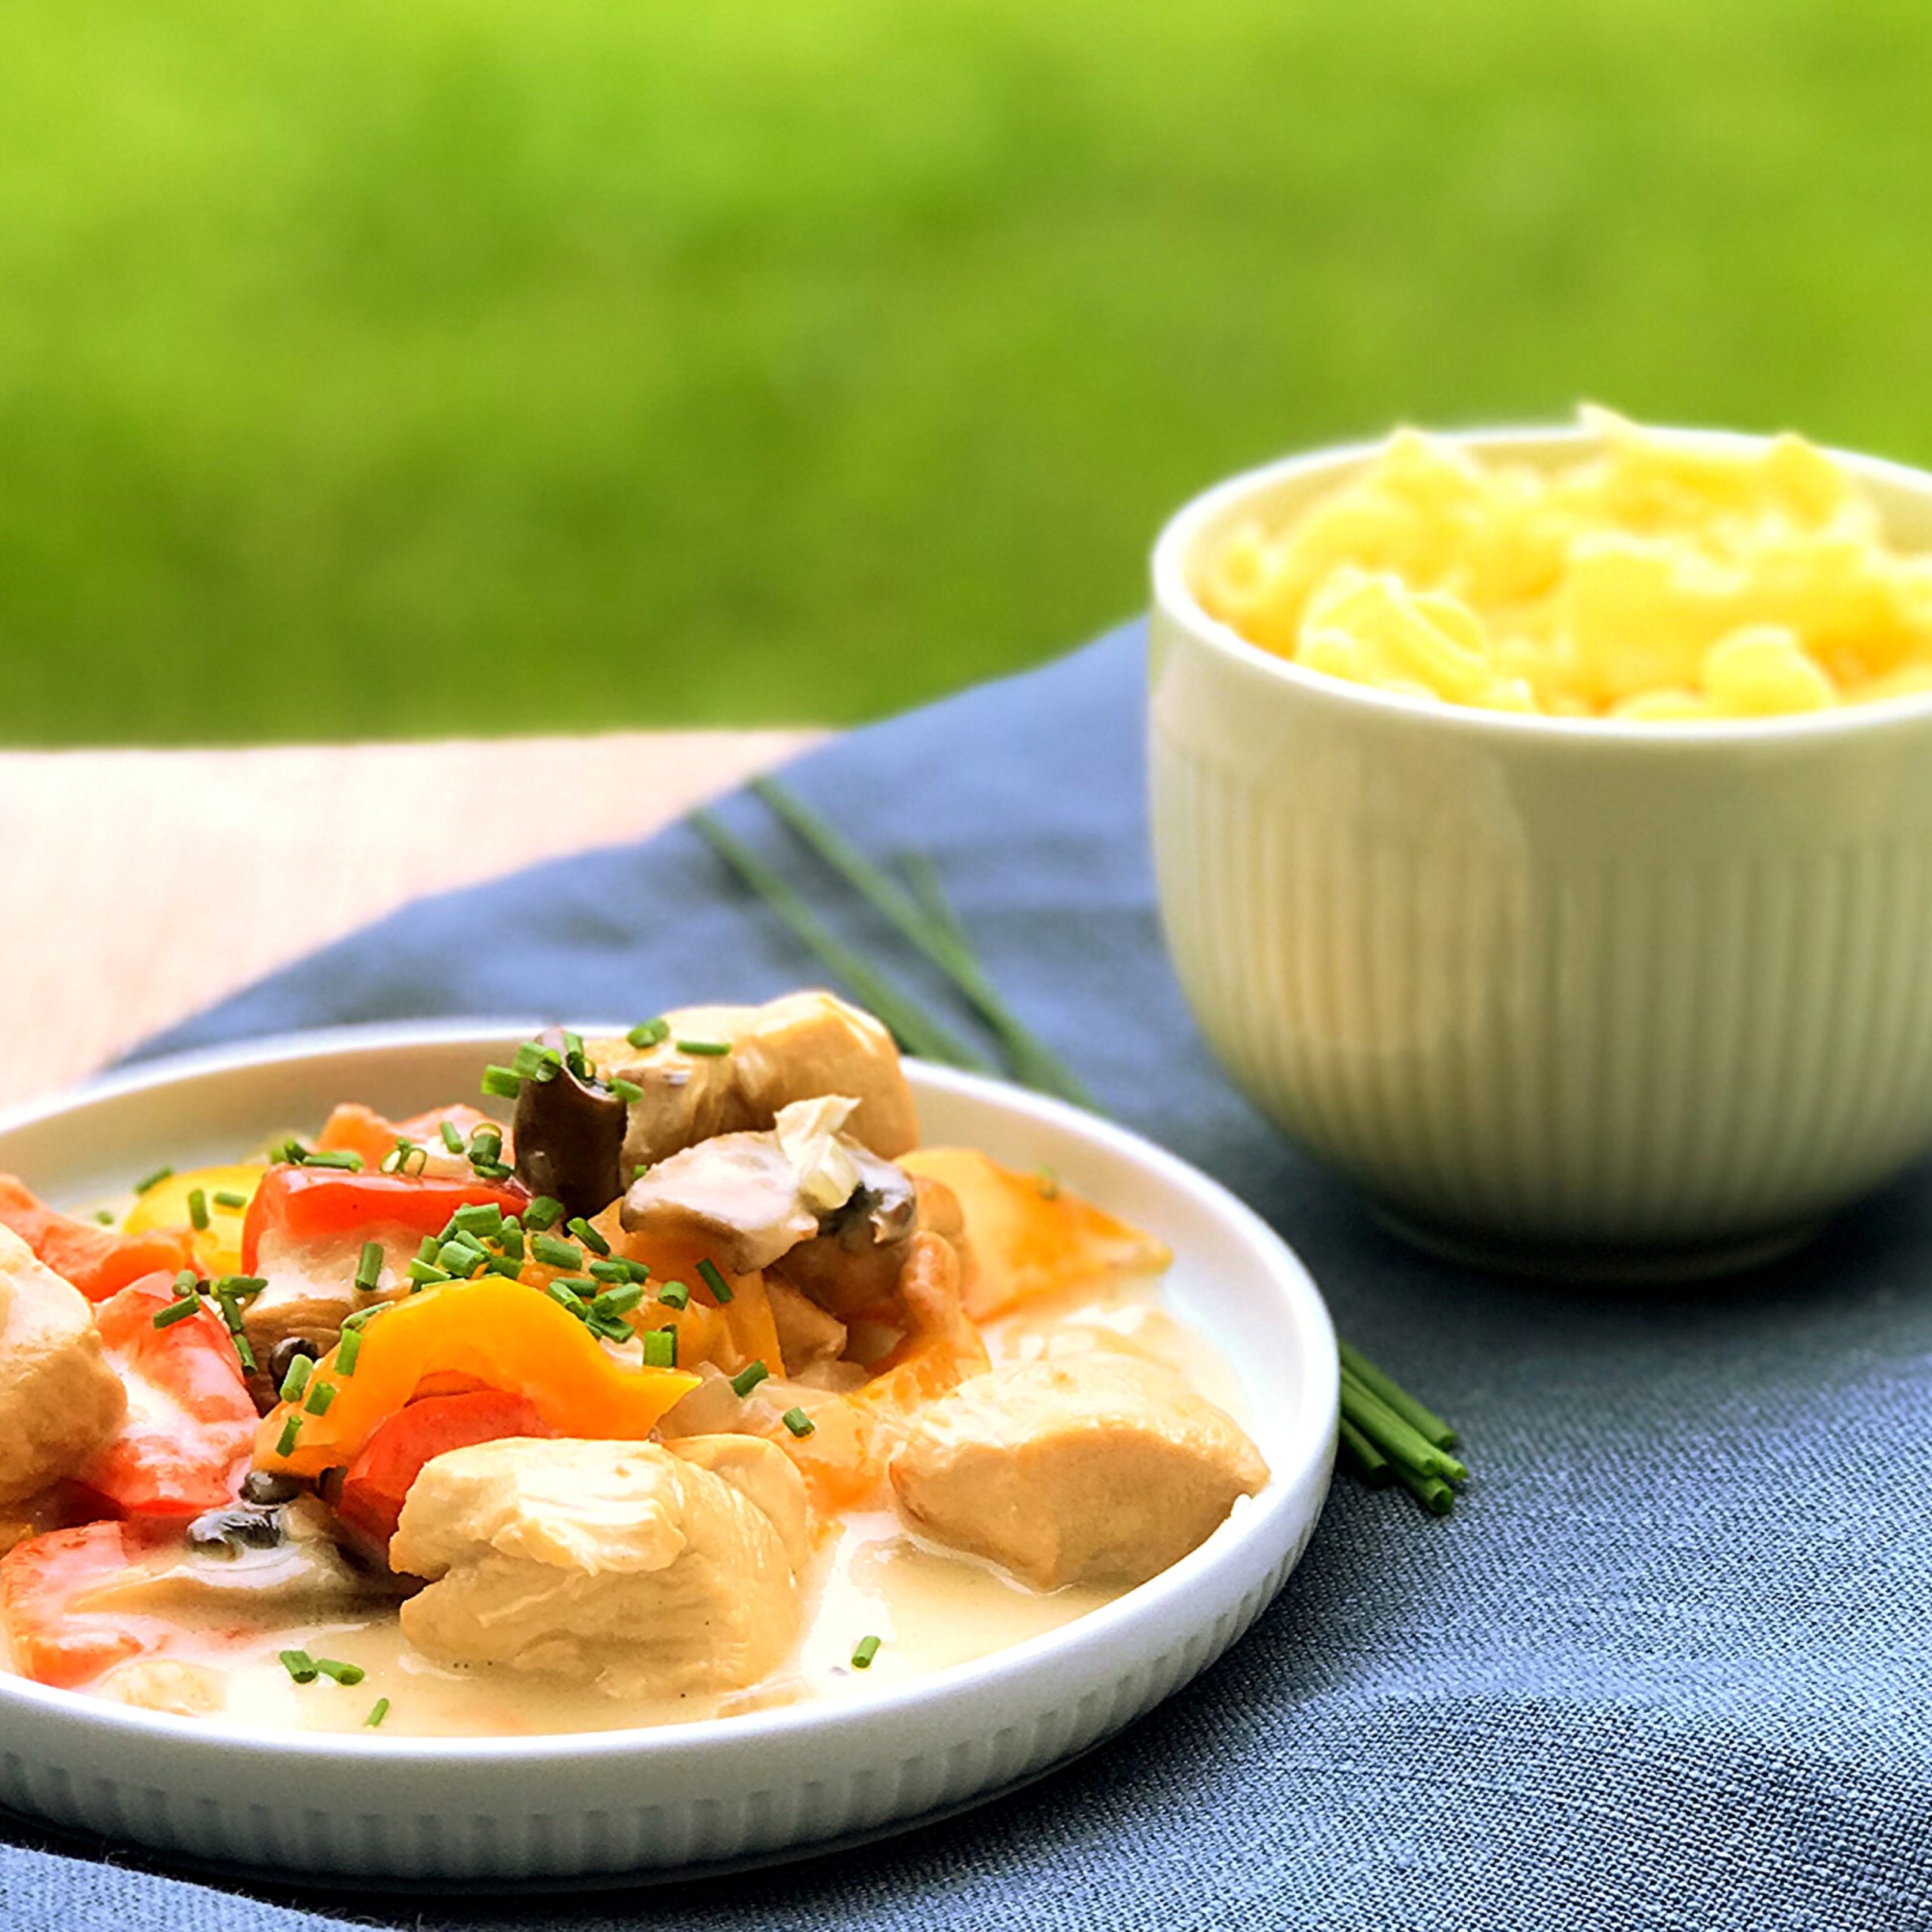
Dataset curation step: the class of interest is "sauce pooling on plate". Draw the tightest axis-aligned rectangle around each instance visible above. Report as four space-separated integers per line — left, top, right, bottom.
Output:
0 992 1269 1736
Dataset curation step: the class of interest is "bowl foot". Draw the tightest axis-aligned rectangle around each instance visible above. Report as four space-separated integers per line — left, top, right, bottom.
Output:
1369 1207 1826 1284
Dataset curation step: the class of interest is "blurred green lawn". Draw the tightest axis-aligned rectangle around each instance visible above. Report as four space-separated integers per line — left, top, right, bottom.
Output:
2 0 1930 743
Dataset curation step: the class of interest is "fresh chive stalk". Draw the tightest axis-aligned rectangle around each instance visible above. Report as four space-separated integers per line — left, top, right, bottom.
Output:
1337 1417 1392 1487
752 778 1092 1106
1337 1342 1457 1451
689 811 997 1072
1339 1376 1468 1485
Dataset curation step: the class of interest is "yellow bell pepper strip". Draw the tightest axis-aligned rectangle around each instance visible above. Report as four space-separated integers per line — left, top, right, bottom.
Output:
122 1163 264 1278
897 1147 1171 1320
254 1278 697 1479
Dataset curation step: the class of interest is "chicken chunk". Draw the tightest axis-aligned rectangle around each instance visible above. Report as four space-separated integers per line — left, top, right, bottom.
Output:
392 1436 810 1697
890 1355 1268 1590
598 990 918 1170
0 1225 126 1505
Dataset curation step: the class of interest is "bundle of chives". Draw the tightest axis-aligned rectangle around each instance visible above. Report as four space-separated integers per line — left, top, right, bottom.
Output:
699 778 1472 1516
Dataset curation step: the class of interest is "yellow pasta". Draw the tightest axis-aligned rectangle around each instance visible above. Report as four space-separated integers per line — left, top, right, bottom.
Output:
1195 408 1932 721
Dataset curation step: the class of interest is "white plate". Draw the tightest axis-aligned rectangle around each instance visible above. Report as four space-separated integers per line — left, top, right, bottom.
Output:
0 1023 1337 1884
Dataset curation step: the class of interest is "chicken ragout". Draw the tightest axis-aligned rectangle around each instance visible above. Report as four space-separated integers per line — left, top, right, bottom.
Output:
0 994 1268 1736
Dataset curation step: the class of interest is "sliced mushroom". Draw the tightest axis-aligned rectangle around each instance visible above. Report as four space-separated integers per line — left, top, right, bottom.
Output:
70 1502 384 1614
512 1027 628 1217
594 991 918 1170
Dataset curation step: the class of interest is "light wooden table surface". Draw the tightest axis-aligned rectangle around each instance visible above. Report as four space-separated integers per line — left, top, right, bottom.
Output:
0 731 822 1114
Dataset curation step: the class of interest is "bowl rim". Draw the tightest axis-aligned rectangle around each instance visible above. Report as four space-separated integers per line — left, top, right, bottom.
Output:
0 1020 1337 1773
1150 418 1932 749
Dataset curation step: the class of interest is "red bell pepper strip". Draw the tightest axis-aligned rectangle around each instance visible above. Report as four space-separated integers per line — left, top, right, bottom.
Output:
0 1174 198 1304
240 1169 529 1273
76 1275 257 1518
336 1389 552 1551
0 1521 165 1689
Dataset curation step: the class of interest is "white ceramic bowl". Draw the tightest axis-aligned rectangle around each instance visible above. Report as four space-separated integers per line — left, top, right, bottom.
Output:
1150 425 1932 1278
0 1023 1337 1884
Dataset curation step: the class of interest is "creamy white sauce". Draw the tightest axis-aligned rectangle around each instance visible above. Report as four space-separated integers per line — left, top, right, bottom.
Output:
14 1274 1251 1736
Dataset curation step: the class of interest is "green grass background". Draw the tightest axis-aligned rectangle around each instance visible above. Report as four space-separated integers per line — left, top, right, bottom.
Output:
2 0 1929 743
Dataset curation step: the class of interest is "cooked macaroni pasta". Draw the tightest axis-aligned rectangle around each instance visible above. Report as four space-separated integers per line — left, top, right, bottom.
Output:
1195 408 1932 721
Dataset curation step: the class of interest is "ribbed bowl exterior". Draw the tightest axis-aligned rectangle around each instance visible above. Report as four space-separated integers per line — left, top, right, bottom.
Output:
1150 429 1932 1260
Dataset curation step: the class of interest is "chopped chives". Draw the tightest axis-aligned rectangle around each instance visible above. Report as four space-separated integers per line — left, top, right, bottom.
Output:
567 1217 611 1257
483 1254 523 1279
354 1240 383 1291
563 1029 585 1060
415 1235 441 1264
152 1297 202 1331
524 1195 565 1231
315 1657 365 1686
275 1414 301 1457
632 1163 651 1183
782 1406 815 1438
851 1635 881 1669
471 1158 513 1182
302 1149 365 1171
279 1648 320 1684
469 1126 503 1160
480 1065 521 1100
497 1225 525 1261
438 1238 485 1275
364 1697 390 1728
642 1327 678 1368
677 1038 731 1057
730 1360 768 1398
230 1331 258 1374
610 1077 643 1103
340 1303 387 1330
407 1260 450 1287
173 1269 199 1298
589 1256 647 1284
452 1203 504 1238
551 1275 597 1297
697 1259 734 1304
591 1282 644 1318
214 1274 267 1296
279 1354 313 1403
626 1018 669 1049
657 1281 690 1310
212 1189 249 1211
133 1166 174 1195
187 1188 210 1230
512 1041 562 1082
336 1326 363 1376
439 1120 466 1154
533 1233 584 1271
93 1209 115 1225
545 1281 587 1315
304 1380 337 1417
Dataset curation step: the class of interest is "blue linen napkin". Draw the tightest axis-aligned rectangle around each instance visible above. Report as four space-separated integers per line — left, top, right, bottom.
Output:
8 622 1932 1931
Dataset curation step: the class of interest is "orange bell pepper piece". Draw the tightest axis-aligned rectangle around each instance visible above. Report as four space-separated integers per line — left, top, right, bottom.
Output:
898 1148 1171 1319
315 1102 506 1170
0 1174 198 1304
255 1277 697 1478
